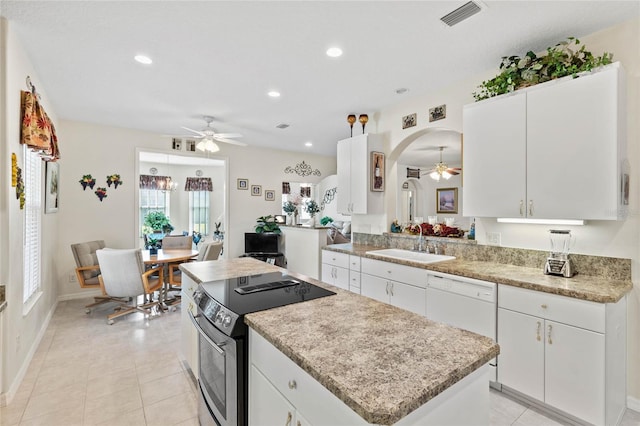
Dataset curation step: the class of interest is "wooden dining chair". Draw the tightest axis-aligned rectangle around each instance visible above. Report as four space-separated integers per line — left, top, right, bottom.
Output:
96 248 163 324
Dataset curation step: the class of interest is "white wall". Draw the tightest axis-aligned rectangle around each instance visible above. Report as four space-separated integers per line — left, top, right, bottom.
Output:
0 19 60 401
362 18 640 402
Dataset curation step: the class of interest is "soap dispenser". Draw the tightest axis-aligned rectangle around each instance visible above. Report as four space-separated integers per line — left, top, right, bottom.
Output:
468 218 475 240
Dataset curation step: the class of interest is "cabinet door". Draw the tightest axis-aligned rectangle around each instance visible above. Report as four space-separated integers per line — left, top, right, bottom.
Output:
497 308 544 401
360 274 390 304
336 139 351 214
527 67 620 220
349 134 369 214
180 277 199 378
333 266 350 291
545 320 605 425
321 263 335 286
295 410 312 426
249 365 296 426
390 281 426 316
462 93 527 218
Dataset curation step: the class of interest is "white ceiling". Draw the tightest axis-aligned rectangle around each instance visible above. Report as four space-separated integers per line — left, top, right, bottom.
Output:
1 1 637 162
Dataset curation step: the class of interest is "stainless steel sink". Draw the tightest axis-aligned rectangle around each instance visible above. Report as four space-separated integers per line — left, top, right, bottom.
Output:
365 248 455 264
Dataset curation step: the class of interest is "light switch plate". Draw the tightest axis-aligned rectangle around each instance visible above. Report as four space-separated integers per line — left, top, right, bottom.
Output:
486 232 501 246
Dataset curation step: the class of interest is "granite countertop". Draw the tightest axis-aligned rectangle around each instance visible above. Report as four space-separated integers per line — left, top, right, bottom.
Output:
180 257 282 283
324 244 632 303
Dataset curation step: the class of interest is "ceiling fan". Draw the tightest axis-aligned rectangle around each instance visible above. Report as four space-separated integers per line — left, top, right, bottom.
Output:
180 116 247 153
422 146 461 181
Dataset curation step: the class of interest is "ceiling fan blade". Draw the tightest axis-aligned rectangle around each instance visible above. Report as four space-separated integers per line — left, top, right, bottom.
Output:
181 126 206 137
214 133 243 139
447 170 461 175
214 137 247 147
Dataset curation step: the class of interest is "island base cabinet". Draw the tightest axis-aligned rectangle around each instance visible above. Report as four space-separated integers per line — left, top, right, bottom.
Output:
180 275 199 379
249 328 491 426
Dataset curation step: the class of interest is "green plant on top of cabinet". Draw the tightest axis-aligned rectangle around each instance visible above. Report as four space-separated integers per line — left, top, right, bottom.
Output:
337 134 384 215
463 62 626 220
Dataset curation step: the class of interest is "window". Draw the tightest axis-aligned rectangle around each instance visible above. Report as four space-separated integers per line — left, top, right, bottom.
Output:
140 189 170 234
190 191 210 235
23 147 42 304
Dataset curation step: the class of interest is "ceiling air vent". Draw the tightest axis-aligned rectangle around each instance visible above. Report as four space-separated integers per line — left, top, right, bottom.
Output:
440 1 482 27
276 123 290 129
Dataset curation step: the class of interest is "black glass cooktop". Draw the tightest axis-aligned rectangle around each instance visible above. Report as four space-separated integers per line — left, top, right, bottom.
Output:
199 271 336 316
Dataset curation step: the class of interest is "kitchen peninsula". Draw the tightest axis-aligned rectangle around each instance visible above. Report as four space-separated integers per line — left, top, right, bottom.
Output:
180 258 499 425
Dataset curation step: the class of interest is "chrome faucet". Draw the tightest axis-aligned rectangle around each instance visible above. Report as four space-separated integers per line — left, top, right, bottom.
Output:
415 225 425 252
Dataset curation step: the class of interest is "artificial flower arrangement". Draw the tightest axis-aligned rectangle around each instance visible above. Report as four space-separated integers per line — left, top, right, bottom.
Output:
304 199 320 217
106 173 123 188
94 187 107 202
79 174 96 190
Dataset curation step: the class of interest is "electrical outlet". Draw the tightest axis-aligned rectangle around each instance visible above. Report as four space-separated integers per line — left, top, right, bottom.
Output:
486 232 501 246
69 272 77 283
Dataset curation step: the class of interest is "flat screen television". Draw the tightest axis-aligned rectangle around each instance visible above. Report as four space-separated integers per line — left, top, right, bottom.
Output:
244 232 279 254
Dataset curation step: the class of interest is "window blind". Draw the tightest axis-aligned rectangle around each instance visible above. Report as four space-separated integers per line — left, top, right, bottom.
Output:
189 191 210 235
23 147 42 304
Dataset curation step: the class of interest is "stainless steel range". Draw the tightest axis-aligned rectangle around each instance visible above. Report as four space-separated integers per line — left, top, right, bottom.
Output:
189 271 335 426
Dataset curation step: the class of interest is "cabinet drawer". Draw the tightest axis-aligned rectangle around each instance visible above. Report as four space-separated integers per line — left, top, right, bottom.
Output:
349 255 361 272
322 250 349 269
349 272 361 289
498 285 605 333
361 258 427 288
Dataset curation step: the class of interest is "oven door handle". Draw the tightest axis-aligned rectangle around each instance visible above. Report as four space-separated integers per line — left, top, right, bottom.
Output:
189 311 226 356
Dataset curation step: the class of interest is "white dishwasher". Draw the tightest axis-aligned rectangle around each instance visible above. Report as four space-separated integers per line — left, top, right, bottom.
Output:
426 272 497 381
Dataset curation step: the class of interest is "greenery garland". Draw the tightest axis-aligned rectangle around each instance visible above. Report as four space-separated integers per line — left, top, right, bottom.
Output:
473 37 613 101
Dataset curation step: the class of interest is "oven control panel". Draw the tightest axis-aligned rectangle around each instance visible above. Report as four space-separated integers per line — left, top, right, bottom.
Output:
193 288 240 336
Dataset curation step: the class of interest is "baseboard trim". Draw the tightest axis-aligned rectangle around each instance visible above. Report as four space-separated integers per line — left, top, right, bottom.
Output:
57 289 102 301
0 300 58 407
628 396 640 412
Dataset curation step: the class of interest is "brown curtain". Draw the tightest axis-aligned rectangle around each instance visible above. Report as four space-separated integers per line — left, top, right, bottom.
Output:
20 90 60 161
139 174 173 190
184 177 213 192
282 182 291 194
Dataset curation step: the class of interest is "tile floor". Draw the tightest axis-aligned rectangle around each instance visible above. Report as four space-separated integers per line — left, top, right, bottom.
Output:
1 297 639 426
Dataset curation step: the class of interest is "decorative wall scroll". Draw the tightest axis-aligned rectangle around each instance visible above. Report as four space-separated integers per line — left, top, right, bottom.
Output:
406 167 421 179
45 161 59 213
320 187 337 211
284 161 321 177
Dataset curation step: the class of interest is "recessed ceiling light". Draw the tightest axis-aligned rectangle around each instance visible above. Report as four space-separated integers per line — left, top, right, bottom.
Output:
396 88 409 94
305 142 313 147
134 55 152 65
267 91 281 98
326 47 343 58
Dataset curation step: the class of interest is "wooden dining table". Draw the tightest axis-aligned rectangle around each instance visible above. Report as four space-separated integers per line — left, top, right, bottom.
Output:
142 249 198 308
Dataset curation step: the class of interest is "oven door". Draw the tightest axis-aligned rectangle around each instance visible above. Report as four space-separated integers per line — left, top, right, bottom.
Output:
190 309 240 426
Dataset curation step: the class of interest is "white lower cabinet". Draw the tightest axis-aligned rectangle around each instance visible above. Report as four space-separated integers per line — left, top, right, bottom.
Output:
250 365 310 426
360 258 427 316
348 255 361 294
497 285 625 426
321 251 350 291
180 275 199 378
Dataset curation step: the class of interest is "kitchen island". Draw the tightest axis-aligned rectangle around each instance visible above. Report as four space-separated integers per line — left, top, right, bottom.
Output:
181 258 499 425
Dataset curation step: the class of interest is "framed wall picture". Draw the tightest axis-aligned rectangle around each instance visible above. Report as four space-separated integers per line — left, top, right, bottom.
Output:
429 104 446 122
265 190 275 201
251 185 262 196
436 187 458 214
402 113 417 129
371 151 385 192
237 178 248 190
45 161 59 213
186 140 196 152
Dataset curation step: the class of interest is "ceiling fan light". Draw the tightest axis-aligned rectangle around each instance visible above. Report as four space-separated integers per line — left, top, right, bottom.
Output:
430 171 440 181
196 140 207 151
205 139 220 153
442 171 452 179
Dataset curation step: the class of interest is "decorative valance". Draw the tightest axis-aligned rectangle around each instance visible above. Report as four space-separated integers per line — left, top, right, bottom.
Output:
184 177 213 192
20 89 60 161
282 182 291 195
139 174 173 190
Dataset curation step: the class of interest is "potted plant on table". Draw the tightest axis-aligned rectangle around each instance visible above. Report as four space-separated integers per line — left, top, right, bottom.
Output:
255 215 282 234
283 201 297 225
143 211 174 235
304 200 320 228
146 237 161 255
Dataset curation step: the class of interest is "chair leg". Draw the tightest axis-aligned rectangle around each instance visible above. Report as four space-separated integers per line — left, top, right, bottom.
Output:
84 295 127 314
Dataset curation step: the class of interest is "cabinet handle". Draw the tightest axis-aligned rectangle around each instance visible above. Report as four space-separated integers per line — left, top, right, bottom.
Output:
390 282 394 296
536 321 541 341
385 282 389 295
520 200 524 216
529 200 534 216
285 412 292 426
547 324 553 345
288 380 297 390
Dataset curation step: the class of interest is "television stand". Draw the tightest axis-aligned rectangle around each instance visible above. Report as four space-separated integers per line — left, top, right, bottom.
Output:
241 252 285 267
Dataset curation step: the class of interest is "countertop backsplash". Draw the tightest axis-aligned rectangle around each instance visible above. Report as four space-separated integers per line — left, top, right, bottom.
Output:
353 232 631 282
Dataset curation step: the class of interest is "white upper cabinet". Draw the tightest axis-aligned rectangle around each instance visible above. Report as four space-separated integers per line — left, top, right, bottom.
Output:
463 63 626 220
337 133 384 215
